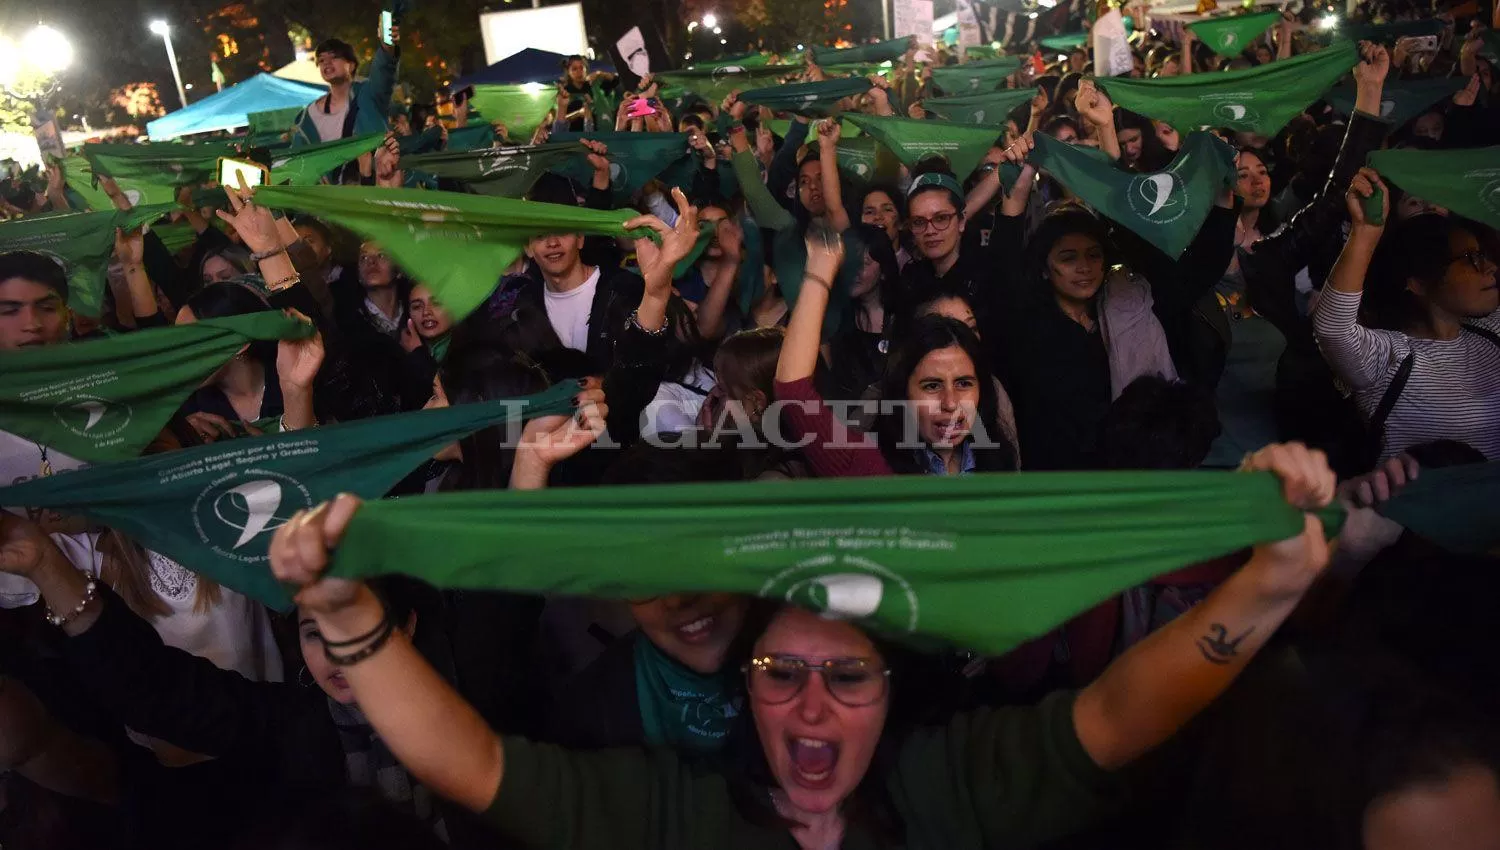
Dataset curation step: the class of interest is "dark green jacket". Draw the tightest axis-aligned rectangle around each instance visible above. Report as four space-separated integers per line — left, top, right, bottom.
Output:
290 46 399 147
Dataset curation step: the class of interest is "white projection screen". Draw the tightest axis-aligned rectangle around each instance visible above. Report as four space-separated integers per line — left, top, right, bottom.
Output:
479 3 590 64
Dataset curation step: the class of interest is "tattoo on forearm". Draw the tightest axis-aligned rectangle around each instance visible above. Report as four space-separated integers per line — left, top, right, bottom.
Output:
1196 623 1254 665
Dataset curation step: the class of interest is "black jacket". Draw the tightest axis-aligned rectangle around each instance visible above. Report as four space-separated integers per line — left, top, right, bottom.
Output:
545 633 645 749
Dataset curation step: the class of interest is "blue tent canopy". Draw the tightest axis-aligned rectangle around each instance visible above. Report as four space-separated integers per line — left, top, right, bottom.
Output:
452 48 613 90
148 74 326 140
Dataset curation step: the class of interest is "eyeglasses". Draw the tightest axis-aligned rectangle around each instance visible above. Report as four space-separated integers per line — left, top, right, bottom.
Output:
744 655 890 707
358 252 388 266
908 212 957 234
1449 250 1493 273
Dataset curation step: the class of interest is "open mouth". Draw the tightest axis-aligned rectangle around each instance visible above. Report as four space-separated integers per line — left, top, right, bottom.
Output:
936 419 969 442
419 318 441 332
787 736 840 789
541 251 566 264
673 614 719 644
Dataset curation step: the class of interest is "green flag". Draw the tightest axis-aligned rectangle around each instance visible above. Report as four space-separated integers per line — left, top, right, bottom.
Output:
1368 145 1500 229
253 185 660 322
836 136 881 185
1379 461 1500 555
1324 76 1467 129
404 142 584 197
810 37 912 67
0 203 178 317
845 114 1004 180
83 141 238 207
1342 19 1443 44
548 131 693 205
657 65 801 103
1186 11 1281 58
0 312 313 462
468 85 558 143
0 382 580 610
327 469 1318 654
59 154 115 212
1030 130 1236 258
930 58 1024 95
923 88 1035 125
269 132 384 186
741 78 873 117
1099 40 1356 137
150 221 199 255
1039 32 1089 52
247 106 304 136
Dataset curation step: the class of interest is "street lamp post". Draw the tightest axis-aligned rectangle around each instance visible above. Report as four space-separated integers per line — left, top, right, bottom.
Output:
0 24 75 161
149 20 188 110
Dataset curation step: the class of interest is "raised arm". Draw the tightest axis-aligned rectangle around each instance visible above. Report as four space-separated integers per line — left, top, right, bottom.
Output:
1073 442 1336 770
113 227 162 323
1310 169 1394 390
729 119 798 231
695 216 744 340
815 120 851 232
964 146 1006 220
1074 81 1121 162
775 230 844 384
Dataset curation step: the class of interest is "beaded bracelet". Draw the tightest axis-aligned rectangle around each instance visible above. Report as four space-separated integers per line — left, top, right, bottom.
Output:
626 309 670 337
323 616 396 667
46 580 97 628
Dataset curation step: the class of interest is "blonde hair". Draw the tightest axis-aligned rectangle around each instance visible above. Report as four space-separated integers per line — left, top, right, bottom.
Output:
99 529 221 620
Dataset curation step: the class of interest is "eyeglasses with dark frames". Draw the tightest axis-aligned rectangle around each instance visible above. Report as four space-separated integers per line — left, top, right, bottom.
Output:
743 655 890 707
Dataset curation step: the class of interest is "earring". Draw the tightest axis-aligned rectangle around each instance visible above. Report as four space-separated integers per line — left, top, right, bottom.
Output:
297 665 314 687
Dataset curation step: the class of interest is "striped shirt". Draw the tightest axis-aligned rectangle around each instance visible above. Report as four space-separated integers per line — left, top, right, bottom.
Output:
1312 287 1500 461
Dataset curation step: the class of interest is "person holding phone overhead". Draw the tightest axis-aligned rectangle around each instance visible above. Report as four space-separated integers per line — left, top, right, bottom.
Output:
290 8 401 182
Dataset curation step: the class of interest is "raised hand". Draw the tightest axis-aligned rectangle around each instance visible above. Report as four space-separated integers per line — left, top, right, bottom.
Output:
1455 73 1482 107
1344 167 1389 228
113 227 145 266
511 384 610 486
625 186 700 293
276 309 325 393
815 118 841 148
1353 40 1391 90
1240 442 1337 598
269 494 368 616
802 226 844 287
716 213 744 260
1075 79 1114 128
216 176 281 254
374 133 402 188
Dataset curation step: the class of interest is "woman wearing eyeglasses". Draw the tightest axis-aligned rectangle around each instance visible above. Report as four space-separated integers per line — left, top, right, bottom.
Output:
1312 170 1500 461
258 440 1336 850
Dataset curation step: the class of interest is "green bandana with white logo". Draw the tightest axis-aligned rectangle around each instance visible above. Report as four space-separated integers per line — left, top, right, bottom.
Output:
657 65 801 103
930 58 1024 95
1099 40 1356 137
809 37 913 67
0 381 580 610
633 636 739 754
740 78 874 118
1029 130 1236 258
404 142 587 197
1369 145 1500 229
82 141 239 207
548 131 694 206
323 469 1339 655
1185 11 1281 58
1324 77 1468 129
0 203 179 317
923 88 1035 126
846 114 1005 181
270 132 385 186
0 312 313 461
466 85 560 145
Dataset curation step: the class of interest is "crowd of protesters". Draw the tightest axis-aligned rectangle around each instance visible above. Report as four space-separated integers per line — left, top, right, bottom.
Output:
1 1 1498 848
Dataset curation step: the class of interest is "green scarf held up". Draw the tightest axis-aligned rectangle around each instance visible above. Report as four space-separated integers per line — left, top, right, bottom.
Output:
1099 40 1356 137
467 85 558 143
656 66 801 103
691 52 774 70
0 203 179 317
845 114 1004 180
252 185 664 323
0 312 313 462
1038 32 1088 52
1368 146 1500 229
1186 11 1281 58
923 88 1035 125
270 133 385 186
0 382 581 610
448 124 503 153
930 58 1024 95
1324 77 1466 128
1378 461 1500 555
1342 19 1444 44
404 142 585 198
83 141 238 207
248 106 304 137
59 155 116 212
548 131 693 205
326 469 1326 655
1030 130 1236 258
810 37 912 67
740 78 874 118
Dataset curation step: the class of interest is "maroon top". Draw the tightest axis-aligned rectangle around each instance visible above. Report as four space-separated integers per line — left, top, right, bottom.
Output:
773 376 892 478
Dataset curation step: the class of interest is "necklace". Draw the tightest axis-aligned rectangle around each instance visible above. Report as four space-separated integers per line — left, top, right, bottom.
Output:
36 443 52 477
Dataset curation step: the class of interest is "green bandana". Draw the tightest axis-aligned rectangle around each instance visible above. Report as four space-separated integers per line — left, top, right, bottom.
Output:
835 135 882 185
741 78 874 118
1186 11 1281 58
252 185 661 322
548 131 693 205
1368 145 1500 229
923 88 1035 125
0 382 580 610
694 52 774 69
657 66 801 103
845 114 1004 180
59 155 116 212
82 142 239 207
907 171 964 199
633 637 738 753
326 469 1330 654
403 142 585 197
467 85 558 143
0 312 313 462
427 333 452 364
1324 77 1467 129
398 126 448 157
270 133 385 186
810 37 912 67
1342 19 1444 44
1030 130 1236 258
448 124 502 153
0 203 179 317
1379 461 1500 555
248 106 304 137
1099 40 1356 137
1038 32 1089 52
930 58 1024 95
150 221 200 255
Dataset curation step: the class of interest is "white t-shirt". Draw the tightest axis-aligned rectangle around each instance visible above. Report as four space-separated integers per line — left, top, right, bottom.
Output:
308 93 351 142
0 429 88 608
544 267 601 353
642 365 718 438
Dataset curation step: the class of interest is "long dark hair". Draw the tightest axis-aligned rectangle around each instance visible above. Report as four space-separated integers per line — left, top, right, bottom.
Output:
872 315 1017 473
1022 204 1116 300
435 347 552 491
1365 214 1477 332
185 281 279 365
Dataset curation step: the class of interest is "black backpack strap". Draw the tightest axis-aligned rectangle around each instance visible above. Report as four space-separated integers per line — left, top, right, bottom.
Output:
1461 323 1500 350
1370 350 1417 436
